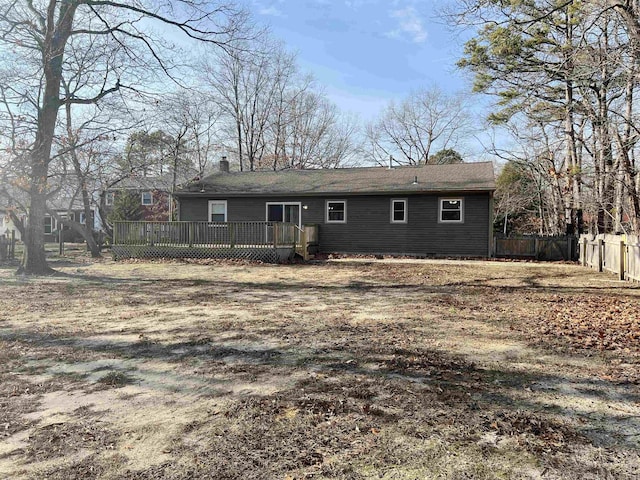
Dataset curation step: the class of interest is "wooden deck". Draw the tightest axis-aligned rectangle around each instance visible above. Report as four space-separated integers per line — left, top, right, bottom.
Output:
112 221 317 263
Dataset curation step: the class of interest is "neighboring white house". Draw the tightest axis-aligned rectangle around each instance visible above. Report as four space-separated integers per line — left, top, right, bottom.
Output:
0 209 22 241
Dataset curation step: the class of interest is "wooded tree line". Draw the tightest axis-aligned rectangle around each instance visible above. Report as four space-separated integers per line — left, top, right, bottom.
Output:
453 0 640 236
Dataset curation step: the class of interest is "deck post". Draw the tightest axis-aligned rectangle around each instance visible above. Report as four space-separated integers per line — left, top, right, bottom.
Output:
273 223 279 248
301 228 308 261
188 223 194 248
230 223 236 248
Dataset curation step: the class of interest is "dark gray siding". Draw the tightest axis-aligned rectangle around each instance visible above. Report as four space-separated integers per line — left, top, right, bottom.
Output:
178 193 491 256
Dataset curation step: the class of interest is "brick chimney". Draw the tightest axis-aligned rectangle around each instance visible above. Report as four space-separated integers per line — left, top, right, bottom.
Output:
219 156 229 173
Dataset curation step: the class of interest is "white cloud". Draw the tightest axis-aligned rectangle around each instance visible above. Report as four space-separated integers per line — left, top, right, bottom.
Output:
386 6 427 44
259 5 283 16
254 1 285 17
344 0 375 9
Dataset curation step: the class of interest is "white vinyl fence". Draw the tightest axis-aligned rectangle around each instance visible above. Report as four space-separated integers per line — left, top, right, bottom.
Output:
579 234 640 282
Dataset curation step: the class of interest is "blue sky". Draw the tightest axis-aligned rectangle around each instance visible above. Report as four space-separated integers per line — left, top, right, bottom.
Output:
246 0 472 119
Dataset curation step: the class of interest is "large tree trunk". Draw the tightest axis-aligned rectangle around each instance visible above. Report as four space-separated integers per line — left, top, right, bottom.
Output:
19 0 77 275
19 163 53 274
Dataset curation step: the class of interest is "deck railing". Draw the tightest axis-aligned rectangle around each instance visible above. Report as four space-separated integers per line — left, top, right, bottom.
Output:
113 221 300 248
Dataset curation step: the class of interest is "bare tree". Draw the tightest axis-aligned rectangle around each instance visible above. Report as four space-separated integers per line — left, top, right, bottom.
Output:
204 34 358 171
279 91 359 169
204 36 293 171
365 87 473 166
0 0 247 274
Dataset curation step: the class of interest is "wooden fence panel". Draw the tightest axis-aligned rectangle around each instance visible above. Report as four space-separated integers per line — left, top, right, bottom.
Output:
602 234 621 276
495 237 536 257
627 235 640 282
494 236 577 260
580 233 640 282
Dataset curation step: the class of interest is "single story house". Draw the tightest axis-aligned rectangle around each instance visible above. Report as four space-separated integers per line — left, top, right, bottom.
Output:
175 161 496 257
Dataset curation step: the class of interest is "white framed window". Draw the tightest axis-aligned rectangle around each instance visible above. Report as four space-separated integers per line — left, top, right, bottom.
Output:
326 200 346 223
391 199 407 224
265 202 301 227
79 212 87 224
44 216 54 234
208 200 227 222
439 198 464 223
105 192 114 206
141 191 153 205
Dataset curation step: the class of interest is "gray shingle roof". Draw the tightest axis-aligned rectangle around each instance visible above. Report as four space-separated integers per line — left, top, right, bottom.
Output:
109 172 196 192
176 162 495 197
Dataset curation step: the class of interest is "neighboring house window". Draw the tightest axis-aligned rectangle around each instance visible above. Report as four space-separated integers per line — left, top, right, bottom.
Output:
105 192 114 206
391 199 407 224
326 200 346 223
208 200 227 222
79 212 86 224
44 216 54 234
141 191 153 205
439 198 464 223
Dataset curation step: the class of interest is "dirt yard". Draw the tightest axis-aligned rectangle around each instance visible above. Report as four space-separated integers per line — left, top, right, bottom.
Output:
0 252 639 479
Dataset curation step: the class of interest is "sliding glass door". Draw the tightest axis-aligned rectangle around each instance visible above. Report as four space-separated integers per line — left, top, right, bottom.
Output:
266 202 301 244
266 203 301 227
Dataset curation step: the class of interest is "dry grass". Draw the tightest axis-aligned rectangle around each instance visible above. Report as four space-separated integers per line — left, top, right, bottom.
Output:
0 252 639 479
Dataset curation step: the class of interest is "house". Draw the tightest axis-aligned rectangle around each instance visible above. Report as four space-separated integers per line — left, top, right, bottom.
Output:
44 205 96 242
1 195 96 243
174 160 496 257
0 208 21 241
105 174 184 221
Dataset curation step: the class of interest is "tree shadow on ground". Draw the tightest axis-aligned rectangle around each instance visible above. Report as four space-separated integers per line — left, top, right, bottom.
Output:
1 320 638 455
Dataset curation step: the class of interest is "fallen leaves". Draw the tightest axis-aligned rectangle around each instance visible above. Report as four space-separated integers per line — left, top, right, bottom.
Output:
519 293 640 382
539 294 640 353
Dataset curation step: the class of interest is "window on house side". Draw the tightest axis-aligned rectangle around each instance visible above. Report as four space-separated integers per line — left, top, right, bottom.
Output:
80 212 86 224
391 199 407 223
105 192 114 206
208 200 227 222
439 198 463 223
326 201 346 223
44 216 54 234
141 192 153 205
